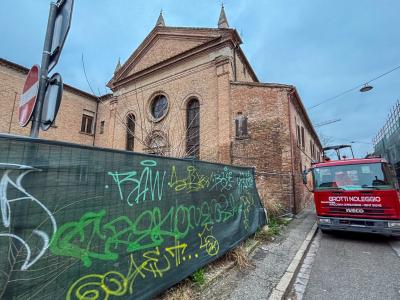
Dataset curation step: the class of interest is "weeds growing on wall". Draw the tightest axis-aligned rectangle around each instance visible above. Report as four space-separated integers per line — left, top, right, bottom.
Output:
255 216 291 242
268 218 282 235
162 280 194 300
191 268 206 286
226 244 254 271
261 192 285 218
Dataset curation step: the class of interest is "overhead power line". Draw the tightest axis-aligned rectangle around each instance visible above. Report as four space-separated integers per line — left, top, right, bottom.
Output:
314 118 341 128
308 64 400 110
325 135 373 145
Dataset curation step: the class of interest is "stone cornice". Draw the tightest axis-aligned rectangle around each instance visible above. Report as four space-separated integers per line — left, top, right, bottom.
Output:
110 37 236 90
231 81 293 88
109 26 246 89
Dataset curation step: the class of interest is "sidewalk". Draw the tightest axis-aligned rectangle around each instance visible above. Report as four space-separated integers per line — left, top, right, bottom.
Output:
198 207 317 300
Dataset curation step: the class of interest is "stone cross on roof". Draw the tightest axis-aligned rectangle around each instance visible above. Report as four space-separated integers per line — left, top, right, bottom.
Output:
114 57 121 73
218 4 229 28
155 10 165 27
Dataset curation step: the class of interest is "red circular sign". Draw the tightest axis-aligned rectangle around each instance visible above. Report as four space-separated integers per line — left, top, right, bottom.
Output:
19 65 40 127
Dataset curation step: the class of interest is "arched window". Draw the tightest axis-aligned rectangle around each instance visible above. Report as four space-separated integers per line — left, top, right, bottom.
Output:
126 114 135 151
186 98 200 158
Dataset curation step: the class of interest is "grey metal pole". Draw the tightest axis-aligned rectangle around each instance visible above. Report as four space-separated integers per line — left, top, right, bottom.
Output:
30 3 58 137
350 146 355 159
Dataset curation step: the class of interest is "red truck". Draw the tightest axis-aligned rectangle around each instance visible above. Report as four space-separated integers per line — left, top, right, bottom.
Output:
304 145 400 236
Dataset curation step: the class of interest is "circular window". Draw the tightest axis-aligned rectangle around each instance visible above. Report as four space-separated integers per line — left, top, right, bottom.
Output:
150 95 168 120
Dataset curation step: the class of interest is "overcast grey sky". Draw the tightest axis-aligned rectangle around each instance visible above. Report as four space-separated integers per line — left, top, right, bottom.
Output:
1 0 399 157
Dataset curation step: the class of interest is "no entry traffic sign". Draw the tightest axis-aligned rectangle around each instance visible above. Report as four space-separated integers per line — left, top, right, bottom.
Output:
29 0 73 137
19 65 40 127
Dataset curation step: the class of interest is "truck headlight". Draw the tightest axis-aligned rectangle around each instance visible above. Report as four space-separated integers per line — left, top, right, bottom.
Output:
388 222 400 228
319 218 331 224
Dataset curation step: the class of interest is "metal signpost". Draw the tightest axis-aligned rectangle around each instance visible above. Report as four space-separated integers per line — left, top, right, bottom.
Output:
28 0 74 137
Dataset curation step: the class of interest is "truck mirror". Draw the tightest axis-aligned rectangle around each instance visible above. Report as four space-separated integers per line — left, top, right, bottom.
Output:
395 179 400 191
302 170 308 185
388 164 400 190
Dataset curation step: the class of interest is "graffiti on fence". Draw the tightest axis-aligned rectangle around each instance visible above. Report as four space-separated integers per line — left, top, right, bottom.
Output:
198 224 219 256
168 165 210 192
209 167 234 192
108 160 166 206
50 192 244 267
66 241 188 300
0 135 265 300
0 163 57 271
237 171 254 194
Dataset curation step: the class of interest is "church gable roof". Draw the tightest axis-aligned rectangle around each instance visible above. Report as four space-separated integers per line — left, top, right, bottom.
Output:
127 36 205 76
109 26 242 88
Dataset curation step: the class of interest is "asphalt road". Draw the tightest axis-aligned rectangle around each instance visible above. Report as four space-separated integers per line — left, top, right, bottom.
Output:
302 230 400 300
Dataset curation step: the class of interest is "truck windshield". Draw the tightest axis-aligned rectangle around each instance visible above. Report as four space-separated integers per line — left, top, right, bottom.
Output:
313 163 394 191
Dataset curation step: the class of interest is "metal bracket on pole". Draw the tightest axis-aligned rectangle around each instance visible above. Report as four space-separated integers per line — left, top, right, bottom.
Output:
30 3 58 137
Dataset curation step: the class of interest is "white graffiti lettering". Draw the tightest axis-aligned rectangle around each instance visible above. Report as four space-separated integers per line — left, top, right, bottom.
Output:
0 163 57 270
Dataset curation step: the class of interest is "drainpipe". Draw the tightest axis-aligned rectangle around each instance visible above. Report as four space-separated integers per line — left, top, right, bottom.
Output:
233 45 237 81
8 92 17 133
92 99 99 146
287 88 297 214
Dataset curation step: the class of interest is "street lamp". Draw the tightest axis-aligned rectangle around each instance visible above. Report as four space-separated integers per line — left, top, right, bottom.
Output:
360 84 373 92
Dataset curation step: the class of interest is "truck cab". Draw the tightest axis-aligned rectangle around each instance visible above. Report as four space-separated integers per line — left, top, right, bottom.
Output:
305 147 400 236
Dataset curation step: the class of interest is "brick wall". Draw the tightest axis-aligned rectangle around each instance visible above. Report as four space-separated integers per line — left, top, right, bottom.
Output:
289 93 323 212
99 59 222 162
0 25 323 215
100 35 238 163
230 82 294 211
0 60 97 145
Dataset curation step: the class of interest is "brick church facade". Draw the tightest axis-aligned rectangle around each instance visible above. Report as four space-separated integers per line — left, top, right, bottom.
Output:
0 7 322 213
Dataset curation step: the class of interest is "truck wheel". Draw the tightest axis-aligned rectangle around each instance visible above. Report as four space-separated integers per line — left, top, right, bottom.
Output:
320 228 330 234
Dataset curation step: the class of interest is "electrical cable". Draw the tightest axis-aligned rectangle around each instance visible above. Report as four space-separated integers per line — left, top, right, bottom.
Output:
308 64 400 110
324 135 373 145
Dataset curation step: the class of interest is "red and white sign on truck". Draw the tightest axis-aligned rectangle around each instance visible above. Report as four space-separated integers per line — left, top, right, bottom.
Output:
19 65 40 127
